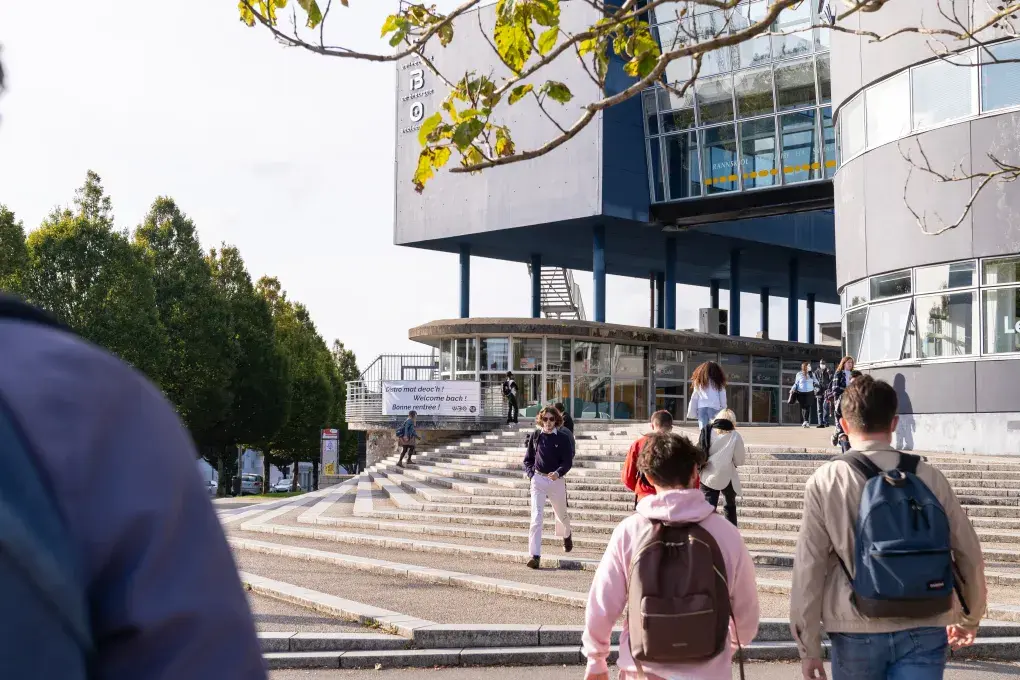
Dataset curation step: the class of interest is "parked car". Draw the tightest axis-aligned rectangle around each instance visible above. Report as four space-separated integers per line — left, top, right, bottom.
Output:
239 474 264 495
271 478 301 493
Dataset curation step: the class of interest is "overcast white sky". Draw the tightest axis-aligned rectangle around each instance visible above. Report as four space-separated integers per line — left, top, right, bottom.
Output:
0 2 837 371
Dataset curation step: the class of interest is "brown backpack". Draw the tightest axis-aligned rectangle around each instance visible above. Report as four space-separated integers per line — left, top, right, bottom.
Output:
627 520 745 679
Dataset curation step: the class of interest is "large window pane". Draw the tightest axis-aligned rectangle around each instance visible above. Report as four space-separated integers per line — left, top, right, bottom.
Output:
752 386 780 423
871 270 912 300
696 76 734 125
844 307 868 359
480 337 509 371
649 138 665 203
751 356 780 384
643 89 659 135
664 132 702 200
739 118 779 189
775 58 817 111
516 373 543 413
545 374 570 406
780 109 821 184
702 125 739 194
857 299 912 364
737 0 772 69
720 353 750 383
915 260 976 293
772 0 813 59
455 338 477 372
687 351 719 378
734 68 775 118
546 339 571 372
843 279 869 308
865 71 909 148
655 349 685 380
822 106 837 177
982 40 1020 113
440 339 453 374
574 375 612 419
696 11 737 76
916 291 977 358
816 54 832 104
725 384 750 423
613 379 649 420
983 256 1020 285
661 107 695 133
655 385 686 422
512 338 543 372
613 344 649 377
912 50 975 130
573 341 610 375
839 93 865 159
982 286 1020 354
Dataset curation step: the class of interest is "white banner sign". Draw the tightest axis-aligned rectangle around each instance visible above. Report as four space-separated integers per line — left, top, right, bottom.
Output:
382 381 481 417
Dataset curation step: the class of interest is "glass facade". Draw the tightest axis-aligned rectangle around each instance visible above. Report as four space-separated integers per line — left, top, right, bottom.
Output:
643 2 834 204
841 255 1020 366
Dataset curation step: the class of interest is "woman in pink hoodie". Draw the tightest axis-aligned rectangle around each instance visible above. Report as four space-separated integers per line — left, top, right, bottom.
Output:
582 433 760 680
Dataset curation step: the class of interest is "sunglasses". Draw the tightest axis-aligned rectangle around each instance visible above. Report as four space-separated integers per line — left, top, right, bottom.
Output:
541 416 557 423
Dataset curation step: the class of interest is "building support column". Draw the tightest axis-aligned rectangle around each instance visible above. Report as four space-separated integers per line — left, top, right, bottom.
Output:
807 293 816 345
459 244 470 319
788 258 800 342
710 279 720 310
665 237 677 330
760 287 770 339
530 254 542 319
729 250 741 336
593 225 606 323
655 273 665 329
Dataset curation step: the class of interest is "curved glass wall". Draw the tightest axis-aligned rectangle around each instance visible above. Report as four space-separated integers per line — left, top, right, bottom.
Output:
837 38 1020 164
840 255 1020 366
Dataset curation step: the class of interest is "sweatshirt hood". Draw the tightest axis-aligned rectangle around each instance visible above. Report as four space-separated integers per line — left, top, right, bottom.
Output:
636 489 715 524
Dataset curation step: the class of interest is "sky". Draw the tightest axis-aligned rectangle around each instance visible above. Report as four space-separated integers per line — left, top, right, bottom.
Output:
0 2 838 372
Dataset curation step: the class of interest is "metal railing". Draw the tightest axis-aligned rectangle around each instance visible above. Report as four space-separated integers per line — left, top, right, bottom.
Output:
359 353 439 383
526 265 587 321
346 379 506 424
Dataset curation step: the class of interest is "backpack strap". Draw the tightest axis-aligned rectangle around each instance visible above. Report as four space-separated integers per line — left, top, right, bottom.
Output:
895 452 921 475
840 451 883 481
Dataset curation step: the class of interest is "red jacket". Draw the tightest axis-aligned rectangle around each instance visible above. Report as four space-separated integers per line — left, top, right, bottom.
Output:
621 433 699 500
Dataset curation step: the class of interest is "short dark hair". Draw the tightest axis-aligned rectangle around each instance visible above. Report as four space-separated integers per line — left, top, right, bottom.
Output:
506 371 513 377
840 376 898 434
850 370 862 378
650 410 673 429
408 410 417 417
637 432 699 489
553 402 566 414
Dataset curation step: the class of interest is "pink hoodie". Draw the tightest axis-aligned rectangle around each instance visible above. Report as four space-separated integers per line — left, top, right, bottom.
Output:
582 489 760 679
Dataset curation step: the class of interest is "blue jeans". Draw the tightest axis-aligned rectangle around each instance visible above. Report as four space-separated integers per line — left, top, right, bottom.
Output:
830 627 948 680
697 407 717 429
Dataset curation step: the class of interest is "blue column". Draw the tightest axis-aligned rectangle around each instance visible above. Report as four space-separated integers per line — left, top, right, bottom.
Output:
459 244 470 319
530 254 542 319
710 279 720 309
655 273 665 329
593 225 606 323
665 237 677 330
729 250 741 336
807 293 816 345
760 287 770 339
788 258 800 342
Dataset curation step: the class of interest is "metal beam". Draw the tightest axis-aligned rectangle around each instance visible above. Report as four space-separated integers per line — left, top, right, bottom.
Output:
593 225 606 323
729 250 741 336
459 244 470 319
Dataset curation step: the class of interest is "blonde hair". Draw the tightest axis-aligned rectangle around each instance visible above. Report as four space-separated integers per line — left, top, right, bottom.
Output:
712 409 737 427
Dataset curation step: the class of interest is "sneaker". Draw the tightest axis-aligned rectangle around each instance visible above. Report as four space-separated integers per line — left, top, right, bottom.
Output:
802 422 809 428
563 534 573 553
527 556 540 569
396 461 404 468
816 423 826 428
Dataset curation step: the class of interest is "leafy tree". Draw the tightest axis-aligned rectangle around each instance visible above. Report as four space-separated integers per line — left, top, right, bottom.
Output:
24 172 167 380
135 197 236 449
0 205 28 294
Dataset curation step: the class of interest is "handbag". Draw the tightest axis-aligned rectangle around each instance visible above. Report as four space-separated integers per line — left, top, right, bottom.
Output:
787 387 798 405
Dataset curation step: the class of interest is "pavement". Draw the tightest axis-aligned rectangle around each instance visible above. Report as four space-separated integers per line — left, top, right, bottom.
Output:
247 592 368 633
269 660 1020 679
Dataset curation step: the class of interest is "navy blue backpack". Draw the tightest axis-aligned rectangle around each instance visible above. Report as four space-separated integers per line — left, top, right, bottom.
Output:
0 296 94 677
839 451 969 619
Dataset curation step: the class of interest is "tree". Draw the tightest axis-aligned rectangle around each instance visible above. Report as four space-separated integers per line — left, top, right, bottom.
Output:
0 205 28 294
24 171 167 380
135 198 236 450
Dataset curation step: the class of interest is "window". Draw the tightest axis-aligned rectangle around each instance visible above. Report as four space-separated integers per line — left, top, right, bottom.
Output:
660 85 695 133
915 291 978 358
752 386 780 423
843 307 868 359
750 356 780 384
871 270 912 300
661 107 695 133
775 58 817 111
865 71 909 148
912 50 975 130
816 54 832 104
613 344 649 377
455 338 477 373
545 374 569 405
726 385 750 423
821 106 837 177
982 40 1020 113
839 93 866 159
982 286 1020 354
655 385 686 422
480 337 509 371
613 379 649 420
664 132 701 200
574 375 611 419
696 11 737 76
736 1 771 69
720 353 750 383
857 298 912 364
702 125 740 193
843 279 869 309
780 109 821 183
733 67 775 118
772 0 813 60
573 341 610 375
643 90 659 135
739 118 779 188
655 349 685 380
546 339 571 372
915 260 976 293
512 338 543 371
983 255 1020 285
696 76 735 125
649 138 665 202
687 351 718 378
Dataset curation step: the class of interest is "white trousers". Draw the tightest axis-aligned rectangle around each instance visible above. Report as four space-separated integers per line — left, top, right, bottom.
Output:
529 474 571 557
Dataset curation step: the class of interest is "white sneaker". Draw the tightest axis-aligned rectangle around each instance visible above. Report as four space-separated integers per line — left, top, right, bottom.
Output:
802 421 809 428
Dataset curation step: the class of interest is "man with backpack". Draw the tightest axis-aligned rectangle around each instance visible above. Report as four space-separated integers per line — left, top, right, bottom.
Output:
583 431 759 680
791 376 986 680
0 296 266 678
502 370 518 424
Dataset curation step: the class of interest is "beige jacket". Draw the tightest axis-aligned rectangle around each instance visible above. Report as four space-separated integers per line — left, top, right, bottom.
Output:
790 441 987 659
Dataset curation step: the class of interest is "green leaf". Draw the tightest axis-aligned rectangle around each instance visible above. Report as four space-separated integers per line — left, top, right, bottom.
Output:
413 150 436 193
438 22 455 46
508 83 534 105
531 0 560 27
494 13 534 72
494 128 515 157
539 80 572 104
433 146 452 169
624 51 658 78
417 113 443 146
537 27 558 55
296 0 323 28
380 14 401 37
452 118 485 150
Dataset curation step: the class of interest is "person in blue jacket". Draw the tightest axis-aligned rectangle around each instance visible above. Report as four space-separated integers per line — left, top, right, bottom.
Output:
523 406 574 569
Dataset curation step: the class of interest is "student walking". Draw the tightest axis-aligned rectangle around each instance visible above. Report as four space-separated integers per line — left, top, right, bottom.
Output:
554 402 575 433
395 410 421 467
621 410 676 505
523 406 574 569
687 361 727 429
502 371 519 424
583 432 760 680
699 409 745 527
791 376 986 680
814 359 833 427
791 362 818 428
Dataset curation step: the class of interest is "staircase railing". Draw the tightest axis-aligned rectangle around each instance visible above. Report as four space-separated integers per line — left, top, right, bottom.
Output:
526 265 587 320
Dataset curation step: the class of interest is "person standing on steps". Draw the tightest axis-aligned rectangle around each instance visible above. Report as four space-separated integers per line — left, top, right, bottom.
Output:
621 410 676 506
395 410 421 467
687 361 727 430
502 371 519 424
699 409 745 527
554 401 575 434
523 406 574 569
814 359 833 427
792 376 986 680
791 362 818 428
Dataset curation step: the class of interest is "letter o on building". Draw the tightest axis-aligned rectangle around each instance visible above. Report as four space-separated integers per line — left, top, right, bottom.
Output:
410 102 425 122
